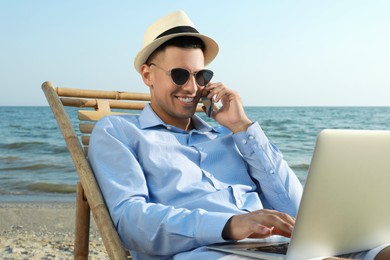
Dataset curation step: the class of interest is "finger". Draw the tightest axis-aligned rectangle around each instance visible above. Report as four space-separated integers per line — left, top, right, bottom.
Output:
259 209 296 226
254 211 294 236
248 224 274 238
271 228 293 238
214 87 233 103
268 217 294 236
270 211 295 226
206 82 226 101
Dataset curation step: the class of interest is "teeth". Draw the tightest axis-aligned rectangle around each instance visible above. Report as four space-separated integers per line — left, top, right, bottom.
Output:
178 97 194 103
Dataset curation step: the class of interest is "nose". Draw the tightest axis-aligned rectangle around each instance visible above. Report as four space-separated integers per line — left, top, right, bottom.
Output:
182 74 198 92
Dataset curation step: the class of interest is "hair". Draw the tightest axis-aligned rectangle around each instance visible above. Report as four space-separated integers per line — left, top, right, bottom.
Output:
146 36 205 65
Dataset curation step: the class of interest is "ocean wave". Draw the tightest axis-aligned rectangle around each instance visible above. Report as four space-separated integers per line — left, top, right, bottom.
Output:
0 141 68 154
289 163 310 171
26 182 76 194
0 181 77 195
0 156 21 162
0 141 45 150
0 163 68 172
0 189 24 195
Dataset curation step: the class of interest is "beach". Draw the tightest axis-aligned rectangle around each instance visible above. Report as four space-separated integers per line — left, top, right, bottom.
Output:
0 202 108 259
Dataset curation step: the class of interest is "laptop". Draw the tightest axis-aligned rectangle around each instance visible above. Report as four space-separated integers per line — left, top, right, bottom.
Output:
208 129 390 260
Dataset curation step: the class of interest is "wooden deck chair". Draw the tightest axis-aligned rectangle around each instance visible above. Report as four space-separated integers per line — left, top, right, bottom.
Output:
41 81 205 259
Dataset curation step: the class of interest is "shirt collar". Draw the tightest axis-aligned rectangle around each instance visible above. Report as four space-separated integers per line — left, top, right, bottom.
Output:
139 104 219 133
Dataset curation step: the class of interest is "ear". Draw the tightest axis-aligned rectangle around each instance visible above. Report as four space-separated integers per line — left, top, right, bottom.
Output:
141 64 153 88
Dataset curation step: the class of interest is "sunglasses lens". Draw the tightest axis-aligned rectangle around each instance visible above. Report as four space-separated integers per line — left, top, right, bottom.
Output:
196 70 214 86
171 68 190 86
170 68 214 86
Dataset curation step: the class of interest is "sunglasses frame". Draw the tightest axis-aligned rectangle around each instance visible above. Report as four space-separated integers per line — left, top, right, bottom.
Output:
149 63 213 87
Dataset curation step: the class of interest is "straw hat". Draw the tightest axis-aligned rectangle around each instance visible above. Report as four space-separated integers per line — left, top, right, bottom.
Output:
134 10 219 73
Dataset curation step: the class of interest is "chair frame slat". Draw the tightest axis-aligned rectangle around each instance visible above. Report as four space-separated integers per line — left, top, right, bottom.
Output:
78 110 129 121
81 136 90 146
57 87 150 101
42 81 129 260
60 97 148 110
79 123 95 134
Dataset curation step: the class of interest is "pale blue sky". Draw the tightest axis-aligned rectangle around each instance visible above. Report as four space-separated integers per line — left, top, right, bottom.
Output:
1 1 389 106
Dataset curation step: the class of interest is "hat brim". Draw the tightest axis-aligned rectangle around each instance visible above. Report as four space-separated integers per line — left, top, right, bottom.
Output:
134 32 219 73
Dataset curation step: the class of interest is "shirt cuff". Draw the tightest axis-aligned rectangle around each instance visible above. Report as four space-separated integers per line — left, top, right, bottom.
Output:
233 122 269 156
364 243 390 260
196 212 233 245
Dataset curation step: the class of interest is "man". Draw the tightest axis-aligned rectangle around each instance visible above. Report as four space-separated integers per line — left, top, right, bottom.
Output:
89 11 390 259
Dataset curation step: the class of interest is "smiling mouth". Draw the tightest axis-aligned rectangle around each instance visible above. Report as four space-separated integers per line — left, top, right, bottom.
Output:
177 97 195 103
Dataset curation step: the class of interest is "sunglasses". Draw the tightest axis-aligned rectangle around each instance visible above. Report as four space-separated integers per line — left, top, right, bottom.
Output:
149 63 214 87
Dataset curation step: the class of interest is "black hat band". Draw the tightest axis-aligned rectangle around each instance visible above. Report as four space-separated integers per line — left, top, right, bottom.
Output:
155 26 199 40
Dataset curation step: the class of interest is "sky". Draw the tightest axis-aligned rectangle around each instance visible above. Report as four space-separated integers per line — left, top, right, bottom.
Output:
1 1 389 106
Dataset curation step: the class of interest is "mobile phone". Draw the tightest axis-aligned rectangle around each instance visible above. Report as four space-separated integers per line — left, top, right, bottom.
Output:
201 96 214 118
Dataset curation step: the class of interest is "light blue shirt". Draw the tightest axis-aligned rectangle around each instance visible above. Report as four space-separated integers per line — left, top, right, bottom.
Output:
88 104 303 259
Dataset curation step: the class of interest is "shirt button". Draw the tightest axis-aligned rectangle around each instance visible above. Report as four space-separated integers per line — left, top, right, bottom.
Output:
270 170 275 174
167 126 172 130
248 135 254 140
242 139 247 144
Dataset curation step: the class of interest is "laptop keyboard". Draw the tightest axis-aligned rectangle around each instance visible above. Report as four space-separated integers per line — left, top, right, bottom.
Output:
247 242 289 254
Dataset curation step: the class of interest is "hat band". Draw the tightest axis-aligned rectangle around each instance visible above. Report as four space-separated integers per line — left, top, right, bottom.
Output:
155 26 199 40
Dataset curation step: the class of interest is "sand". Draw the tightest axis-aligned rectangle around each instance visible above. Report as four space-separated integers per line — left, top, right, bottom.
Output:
0 202 109 259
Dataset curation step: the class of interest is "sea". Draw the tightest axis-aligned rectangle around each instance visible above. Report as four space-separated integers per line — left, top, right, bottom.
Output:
1 106 390 202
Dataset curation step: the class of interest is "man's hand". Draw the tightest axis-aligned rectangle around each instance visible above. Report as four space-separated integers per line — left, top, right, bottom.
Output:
222 209 295 241
203 83 252 134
